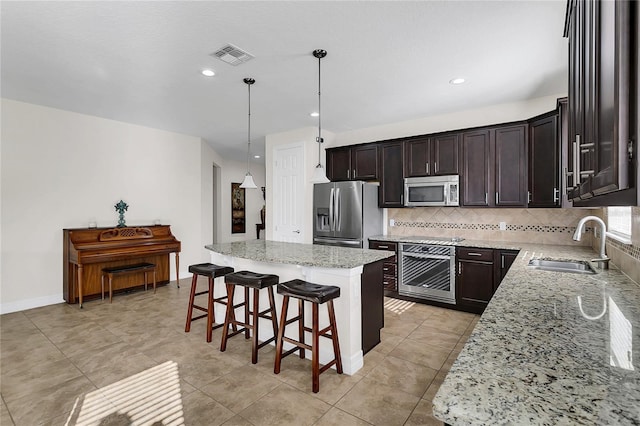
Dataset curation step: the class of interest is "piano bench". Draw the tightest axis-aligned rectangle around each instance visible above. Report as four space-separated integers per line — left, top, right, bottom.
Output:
101 263 157 303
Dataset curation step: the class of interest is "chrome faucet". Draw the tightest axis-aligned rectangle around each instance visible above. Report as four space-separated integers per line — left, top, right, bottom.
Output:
573 215 609 269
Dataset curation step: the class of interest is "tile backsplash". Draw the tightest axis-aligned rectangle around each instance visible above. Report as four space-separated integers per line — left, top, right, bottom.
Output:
387 206 639 285
387 207 598 246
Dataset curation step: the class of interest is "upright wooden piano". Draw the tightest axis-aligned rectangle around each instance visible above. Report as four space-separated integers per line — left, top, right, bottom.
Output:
63 225 181 306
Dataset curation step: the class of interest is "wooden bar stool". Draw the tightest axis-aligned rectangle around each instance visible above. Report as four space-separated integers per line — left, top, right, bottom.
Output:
220 271 279 364
185 263 235 343
274 279 343 393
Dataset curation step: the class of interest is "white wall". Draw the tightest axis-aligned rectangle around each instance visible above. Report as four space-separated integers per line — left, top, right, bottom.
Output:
333 94 565 147
265 127 334 243
0 99 263 314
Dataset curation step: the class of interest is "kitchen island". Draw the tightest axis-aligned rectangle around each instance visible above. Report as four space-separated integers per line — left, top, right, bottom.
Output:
432 243 640 424
205 240 393 375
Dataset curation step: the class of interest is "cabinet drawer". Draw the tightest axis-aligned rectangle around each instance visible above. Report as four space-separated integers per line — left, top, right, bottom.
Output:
457 247 494 262
383 262 396 276
369 240 398 252
383 277 397 291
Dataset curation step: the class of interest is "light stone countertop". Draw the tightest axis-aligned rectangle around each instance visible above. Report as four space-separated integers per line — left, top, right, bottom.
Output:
205 240 393 269
416 240 640 425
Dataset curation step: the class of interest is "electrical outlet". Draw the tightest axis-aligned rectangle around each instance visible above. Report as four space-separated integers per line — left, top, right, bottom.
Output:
389 219 395 227
499 221 506 231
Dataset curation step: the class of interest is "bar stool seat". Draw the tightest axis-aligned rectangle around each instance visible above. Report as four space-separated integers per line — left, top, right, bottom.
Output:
185 263 235 343
274 279 343 393
220 271 279 364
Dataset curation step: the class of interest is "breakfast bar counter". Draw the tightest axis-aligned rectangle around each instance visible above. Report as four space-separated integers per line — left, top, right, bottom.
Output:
205 240 393 375
431 243 640 425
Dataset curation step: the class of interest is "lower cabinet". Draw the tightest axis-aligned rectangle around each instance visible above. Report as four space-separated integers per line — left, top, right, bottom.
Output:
456 247 520 313
456 247 495 311
368 240 398 293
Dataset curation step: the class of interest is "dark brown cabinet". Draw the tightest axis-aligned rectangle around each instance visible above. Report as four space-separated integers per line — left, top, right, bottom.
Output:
461 129 492 207
369 240 398 293
495 249 519 290
528 112 560 207
378 141 405 207
456 247 520 312
326 144 378 181
565 0 635 202
461 125 527 207
405 133 459 177
456 247 495 311
495 125 528 207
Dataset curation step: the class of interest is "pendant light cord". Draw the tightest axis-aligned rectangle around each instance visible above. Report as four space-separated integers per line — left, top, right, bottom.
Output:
247 81 251 174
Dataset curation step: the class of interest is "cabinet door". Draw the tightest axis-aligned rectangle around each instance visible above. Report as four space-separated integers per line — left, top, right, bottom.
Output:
378 142 404 207
404 137 430 177
352 145 378 180
528 114 559 207
432 133 460 175
326 147 351 181
456 260 494 308
461 130 492 207
495 250 519 291
495 125 527 207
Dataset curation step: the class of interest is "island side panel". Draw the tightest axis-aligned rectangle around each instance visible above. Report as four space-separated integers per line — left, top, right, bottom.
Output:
209 251 366 375
361 259 384 354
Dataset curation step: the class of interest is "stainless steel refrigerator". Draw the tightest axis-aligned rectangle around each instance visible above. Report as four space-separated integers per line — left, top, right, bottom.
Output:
313 181 383 248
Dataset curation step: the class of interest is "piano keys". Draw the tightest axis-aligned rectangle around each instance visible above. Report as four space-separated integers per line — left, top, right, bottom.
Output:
63 225 181 306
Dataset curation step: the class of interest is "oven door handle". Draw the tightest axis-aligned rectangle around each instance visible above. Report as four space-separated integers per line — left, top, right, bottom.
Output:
402 252 451 261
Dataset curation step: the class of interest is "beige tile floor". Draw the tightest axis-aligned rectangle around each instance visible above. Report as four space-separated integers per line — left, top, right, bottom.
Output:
0 279 479 426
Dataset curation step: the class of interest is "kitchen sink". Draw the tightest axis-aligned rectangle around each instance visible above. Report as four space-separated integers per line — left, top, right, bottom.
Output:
527 259 596 275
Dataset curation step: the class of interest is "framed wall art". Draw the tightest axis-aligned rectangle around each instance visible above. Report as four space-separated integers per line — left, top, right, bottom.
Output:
231 182 246 234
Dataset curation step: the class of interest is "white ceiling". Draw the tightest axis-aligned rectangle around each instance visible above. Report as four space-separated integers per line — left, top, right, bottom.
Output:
1 1 568 163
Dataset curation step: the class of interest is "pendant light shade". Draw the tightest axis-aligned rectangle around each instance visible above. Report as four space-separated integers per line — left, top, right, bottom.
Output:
240 77 258 189
310 49 330 184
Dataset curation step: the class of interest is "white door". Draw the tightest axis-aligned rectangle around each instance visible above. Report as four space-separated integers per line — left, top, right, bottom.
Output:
273 143 305 243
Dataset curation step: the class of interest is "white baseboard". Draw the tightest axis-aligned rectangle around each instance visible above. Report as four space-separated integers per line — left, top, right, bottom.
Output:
1 293 65 315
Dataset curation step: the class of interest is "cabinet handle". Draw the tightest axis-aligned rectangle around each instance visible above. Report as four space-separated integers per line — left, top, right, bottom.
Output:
501 255 505 269
574 135 581 184
378 245 389 249
468 252 482 257
485 193 488 205
495 192 499 205
527 191 532 203
347 169 351 179
426 163 430 175
553 188 559 203
434 162 438 174
458 262 462 275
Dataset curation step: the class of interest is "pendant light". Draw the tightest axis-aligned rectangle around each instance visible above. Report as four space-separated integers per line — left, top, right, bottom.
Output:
310 49 330 183
240 77 258 189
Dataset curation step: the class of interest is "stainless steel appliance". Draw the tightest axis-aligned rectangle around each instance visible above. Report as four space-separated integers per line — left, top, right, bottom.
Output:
404 175 460 207
399 241 456 303
313 181 382 248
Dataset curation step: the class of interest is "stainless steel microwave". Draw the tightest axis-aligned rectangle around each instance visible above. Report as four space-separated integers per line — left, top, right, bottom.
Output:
404 175 460 207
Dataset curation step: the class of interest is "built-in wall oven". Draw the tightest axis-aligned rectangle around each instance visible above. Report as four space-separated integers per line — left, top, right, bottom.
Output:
399 243 456 304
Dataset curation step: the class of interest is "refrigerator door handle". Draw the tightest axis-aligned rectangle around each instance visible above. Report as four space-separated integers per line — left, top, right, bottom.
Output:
335 187 341 231
329 187 335 231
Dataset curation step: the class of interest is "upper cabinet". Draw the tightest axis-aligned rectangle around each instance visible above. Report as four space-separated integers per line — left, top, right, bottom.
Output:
461 124 528 208
326 144 378 181
565 0 635 203
378 141 405 207
405 133 460 177
528 111 560 207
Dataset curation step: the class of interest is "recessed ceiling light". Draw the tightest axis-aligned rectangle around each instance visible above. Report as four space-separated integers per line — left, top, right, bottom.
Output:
254 155 260 159
201 69 215 77
310 112 319 117
449 78 465 85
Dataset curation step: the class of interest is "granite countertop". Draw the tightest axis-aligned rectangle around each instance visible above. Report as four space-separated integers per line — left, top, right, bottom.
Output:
205 240 393 269
426 242 640 425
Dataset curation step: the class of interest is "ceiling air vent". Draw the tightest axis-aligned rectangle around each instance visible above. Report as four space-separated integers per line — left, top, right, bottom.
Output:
211 44 254 66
